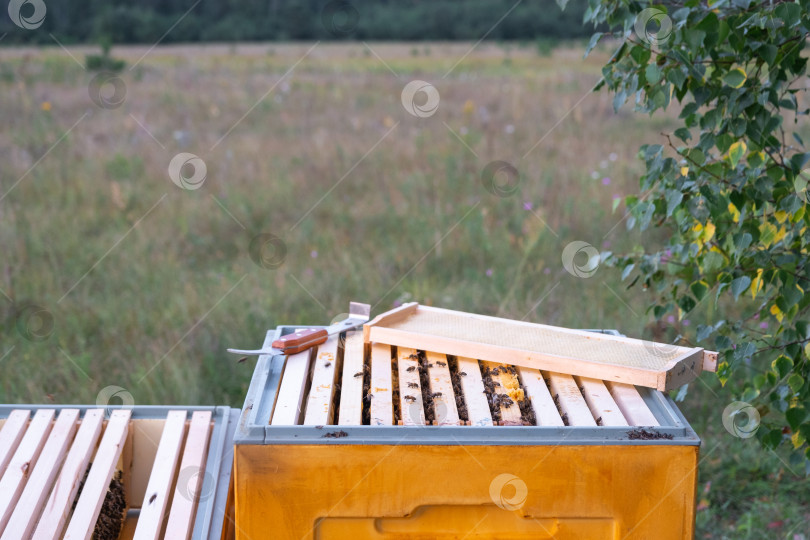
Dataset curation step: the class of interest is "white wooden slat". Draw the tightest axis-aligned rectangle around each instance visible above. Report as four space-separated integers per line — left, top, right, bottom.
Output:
369 343 394 426
303 337 340 425
607 382 660 426
397 347 425 426
164 411 213 540
338 332 365 426
0 410 30 478
63 409 131 540
2 409 79 540
0 408 55 535
457 357 493 427
546 372 596 426
576 376 628 426
133 410 188 540
32 409 105 540
271 348 315 425
518 367 564 427
426 352 460 426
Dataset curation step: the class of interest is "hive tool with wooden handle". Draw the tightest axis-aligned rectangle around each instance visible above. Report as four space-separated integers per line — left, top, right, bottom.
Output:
227 302 371 357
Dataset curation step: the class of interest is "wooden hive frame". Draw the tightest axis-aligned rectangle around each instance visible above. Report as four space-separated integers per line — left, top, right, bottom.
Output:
0 406 238 540
363 303 718 391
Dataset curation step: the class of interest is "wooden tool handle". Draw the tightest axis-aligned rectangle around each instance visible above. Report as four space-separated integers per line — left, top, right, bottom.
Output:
272 328 329 354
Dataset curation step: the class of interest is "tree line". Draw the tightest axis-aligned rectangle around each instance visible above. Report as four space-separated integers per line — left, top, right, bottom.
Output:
1 0 591 45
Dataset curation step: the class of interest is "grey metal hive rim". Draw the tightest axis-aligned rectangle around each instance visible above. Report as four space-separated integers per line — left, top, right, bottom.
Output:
234 326 701 447
0 404 239 540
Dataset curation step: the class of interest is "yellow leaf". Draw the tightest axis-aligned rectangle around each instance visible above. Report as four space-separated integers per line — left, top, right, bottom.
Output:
728 202 740 223
774 211 788 224
774 226 787 245
681 166 689 177
770 304 784 323
792 430 805 450
751 268 764 299
703 222 716 243
728 141 747 168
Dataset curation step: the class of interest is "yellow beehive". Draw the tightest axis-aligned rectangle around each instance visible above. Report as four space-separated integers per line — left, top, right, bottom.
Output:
233 328 700 540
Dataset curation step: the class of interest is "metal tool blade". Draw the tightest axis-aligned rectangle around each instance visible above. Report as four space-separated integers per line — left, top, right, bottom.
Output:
227 301 371 356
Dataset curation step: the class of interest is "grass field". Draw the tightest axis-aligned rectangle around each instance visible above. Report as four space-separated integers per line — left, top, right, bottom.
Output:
0 41 807 537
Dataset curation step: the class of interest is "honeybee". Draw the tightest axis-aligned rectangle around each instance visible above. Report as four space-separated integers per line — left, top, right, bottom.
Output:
353 372 363 378
406 366 416 372
404 395 416 403
437 360 447 367
407 382 418 388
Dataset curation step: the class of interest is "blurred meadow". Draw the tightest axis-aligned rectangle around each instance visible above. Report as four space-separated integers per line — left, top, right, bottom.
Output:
0 41 807 537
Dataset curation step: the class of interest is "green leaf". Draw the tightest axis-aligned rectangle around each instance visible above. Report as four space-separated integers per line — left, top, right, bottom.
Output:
696 324 714 341
774 2 801 24
585 32 603 56
621 263 635 281
678 295 697 313
690 280 709 301
667 68 687 91
703 251 725 273
787 373 804 393
731 276 751 300
759 44 778 65
772 354 793 378
665 189 683 216
674 127 691 142
723 68 747 88
786 407 806 431
645 64 662 85
684 29 706 53
789 152 810 173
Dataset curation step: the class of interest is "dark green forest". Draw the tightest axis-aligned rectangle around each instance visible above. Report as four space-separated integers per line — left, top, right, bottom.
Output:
1 0 590 44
